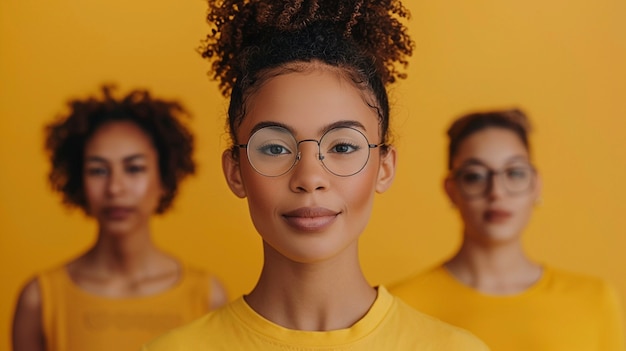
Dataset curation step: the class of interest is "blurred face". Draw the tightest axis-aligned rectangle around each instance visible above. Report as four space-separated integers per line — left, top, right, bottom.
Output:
83 121 164 235
445 127 541 246
223 66 396 264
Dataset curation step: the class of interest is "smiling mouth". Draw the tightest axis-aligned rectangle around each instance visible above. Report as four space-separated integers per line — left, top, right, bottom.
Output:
282 207 340 232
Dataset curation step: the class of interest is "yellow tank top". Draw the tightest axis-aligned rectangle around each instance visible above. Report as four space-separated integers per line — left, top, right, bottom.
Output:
38 263 213 351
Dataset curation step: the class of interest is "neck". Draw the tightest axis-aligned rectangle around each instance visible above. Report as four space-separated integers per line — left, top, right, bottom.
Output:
445 233 542 295
89 225 156 272
245 241 377 331
66 222 180 297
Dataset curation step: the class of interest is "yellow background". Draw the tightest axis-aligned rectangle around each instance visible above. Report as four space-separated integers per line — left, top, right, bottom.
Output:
1 0 625 348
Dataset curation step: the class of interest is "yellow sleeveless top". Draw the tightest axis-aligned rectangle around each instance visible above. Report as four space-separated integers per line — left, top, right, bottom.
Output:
38 263 213 351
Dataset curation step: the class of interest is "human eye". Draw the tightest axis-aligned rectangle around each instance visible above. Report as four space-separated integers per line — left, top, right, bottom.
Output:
257 142 292 156
459 169 487 184
85 165 108 177
126 164 147 174
328 141 360 154
506 167 530 180
323 129 365 155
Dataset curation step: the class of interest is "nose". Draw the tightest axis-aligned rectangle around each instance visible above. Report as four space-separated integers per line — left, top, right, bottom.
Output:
106 168 125 196
486 172 506 200
289 141 329 193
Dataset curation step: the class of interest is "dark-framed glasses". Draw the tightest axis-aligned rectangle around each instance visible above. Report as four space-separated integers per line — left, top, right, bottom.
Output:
236 126 383 177
452 163 536 198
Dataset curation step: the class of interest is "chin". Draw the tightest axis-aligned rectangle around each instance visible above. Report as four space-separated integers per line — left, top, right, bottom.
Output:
478 228 521 246
99 222 136 236
283 246 339 264
271 237 353 265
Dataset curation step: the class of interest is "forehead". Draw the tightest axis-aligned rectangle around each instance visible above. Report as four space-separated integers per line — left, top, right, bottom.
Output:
239 67 380 139
85 120 156 158
453 127 529 168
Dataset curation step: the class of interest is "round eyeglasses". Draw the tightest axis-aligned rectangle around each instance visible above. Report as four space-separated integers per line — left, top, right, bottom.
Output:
452 163 536 199
236 126 383 177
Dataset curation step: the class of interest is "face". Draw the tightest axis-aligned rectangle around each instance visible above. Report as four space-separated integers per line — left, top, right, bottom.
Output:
445 127 541 246
223 66 396 264
83 120 164 236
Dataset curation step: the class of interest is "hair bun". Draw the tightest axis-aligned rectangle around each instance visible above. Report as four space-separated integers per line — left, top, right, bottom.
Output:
200 0 414 95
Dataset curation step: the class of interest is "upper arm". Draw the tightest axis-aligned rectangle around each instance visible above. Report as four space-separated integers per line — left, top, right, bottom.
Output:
12 278 46 351
208 276 228 310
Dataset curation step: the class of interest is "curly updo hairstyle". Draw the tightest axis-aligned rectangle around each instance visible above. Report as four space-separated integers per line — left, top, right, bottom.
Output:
447 109 532 170
199 0 414 148
45 85 196 214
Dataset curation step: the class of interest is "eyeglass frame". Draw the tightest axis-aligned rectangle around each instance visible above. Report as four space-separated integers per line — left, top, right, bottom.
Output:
235 126 385 177
449 163 537 199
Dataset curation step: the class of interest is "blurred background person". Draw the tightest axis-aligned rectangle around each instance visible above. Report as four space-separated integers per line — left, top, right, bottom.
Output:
390 109 624 350
12 85 227 351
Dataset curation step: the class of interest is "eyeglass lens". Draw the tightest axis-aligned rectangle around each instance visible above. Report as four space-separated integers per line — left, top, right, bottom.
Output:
456 164 534 197
244 126 373 177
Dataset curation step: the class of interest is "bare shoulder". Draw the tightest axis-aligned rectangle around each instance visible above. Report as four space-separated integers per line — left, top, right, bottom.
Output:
179 262 228 309
15 277 42 314
209 276 228 309
13 277 45 351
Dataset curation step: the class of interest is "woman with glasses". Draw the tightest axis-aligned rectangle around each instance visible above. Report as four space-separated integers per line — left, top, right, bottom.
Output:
12 85 228 351
143 0 489 350
390 109 624 350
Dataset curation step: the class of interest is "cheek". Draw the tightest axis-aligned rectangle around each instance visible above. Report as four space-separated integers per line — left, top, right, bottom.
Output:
83 178 103 207
341 168 378 213
242 175 286 239
459 201 485 222
454 196 487 227
338 170 378 239
345 177 374 206
513 196 535 221
243 172 280 214
135 177 152 195
134 174 163 208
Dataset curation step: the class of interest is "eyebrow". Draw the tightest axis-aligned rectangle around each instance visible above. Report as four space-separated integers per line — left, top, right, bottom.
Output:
85 154 147 163
458 155 531 168
248 120 368 138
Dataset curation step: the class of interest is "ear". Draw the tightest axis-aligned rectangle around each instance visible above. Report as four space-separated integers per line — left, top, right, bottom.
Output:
222 150 247 198
375 147 396 193
444 176 459 207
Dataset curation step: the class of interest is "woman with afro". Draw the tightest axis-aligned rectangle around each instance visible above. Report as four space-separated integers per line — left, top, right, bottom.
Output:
12 85 227 351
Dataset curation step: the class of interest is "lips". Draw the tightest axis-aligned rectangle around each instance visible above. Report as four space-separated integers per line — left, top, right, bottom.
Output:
282 207 340 232
102 206 134 220
484 209 512 223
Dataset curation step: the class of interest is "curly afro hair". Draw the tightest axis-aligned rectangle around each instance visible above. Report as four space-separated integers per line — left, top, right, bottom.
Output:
199 0 414 146
45 85 196 214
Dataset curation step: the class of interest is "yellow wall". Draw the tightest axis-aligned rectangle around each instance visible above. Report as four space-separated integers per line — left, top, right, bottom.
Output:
1 0 625 348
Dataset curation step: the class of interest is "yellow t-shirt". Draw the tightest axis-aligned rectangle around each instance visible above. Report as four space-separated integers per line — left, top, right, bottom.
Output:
39 263 214 351
389 265 625 351
142 286 489 350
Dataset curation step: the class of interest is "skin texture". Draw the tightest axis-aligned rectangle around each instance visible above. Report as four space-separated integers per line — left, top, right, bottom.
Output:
444 127 543 294
12 121 227 351
223 65 396 331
